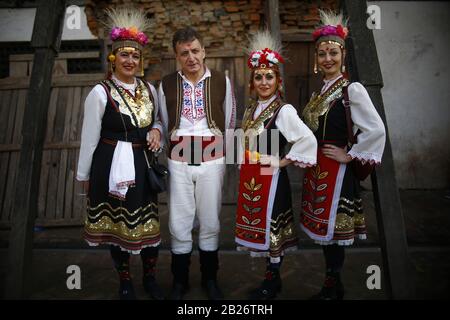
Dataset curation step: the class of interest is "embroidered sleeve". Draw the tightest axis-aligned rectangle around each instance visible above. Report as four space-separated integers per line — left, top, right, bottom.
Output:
275 104 317 167
76 84 107 181
347 82 386 164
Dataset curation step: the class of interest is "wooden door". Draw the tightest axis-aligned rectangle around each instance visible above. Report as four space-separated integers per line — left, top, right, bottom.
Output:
283 41 322 113
282 41 322 189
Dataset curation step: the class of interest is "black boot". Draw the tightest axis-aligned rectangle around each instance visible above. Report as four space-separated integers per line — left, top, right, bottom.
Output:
310 272 345 300
248 269 282 300
141 247 164 300
119 279 137 300
312 245 346 300
199 249 224 300
143 275 164 300
169 252 191 300
110 245 136 300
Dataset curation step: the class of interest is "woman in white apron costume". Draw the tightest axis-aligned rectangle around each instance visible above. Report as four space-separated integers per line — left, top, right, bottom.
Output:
77 7 164 300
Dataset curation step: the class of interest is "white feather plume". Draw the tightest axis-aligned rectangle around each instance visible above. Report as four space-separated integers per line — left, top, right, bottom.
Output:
318 9 348 27
246 29 282 54
104 7 152 32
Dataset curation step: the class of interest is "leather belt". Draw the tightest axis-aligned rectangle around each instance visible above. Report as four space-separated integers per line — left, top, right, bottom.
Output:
101 138 145 148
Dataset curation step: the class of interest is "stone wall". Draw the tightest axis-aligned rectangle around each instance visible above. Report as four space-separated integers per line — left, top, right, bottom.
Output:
84 0 338 65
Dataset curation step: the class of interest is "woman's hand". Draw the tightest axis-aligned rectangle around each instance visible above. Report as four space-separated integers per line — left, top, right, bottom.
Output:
259 154 292 168
147 128 161 152
322 144 352 163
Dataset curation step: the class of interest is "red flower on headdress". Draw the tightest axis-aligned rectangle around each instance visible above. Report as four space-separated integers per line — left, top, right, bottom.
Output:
336 25 348 39
274 51 284 64
312 29 322 41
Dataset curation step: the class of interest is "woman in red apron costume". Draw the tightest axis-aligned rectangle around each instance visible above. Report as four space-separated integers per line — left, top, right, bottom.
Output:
235 30 317 299
300 10 386 299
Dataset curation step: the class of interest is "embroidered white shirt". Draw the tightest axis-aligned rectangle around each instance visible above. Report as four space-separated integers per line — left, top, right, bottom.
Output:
321 74 344 95
158 67 236 137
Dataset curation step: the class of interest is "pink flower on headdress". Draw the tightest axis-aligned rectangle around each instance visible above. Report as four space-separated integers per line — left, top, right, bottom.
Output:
321 25 338 36
137 32 149 46
110 27 121 41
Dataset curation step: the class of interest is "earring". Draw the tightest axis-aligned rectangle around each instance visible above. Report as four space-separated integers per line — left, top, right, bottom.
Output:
278 84 283 92
108 53 115 74
313 53 318 74
341 64 346 73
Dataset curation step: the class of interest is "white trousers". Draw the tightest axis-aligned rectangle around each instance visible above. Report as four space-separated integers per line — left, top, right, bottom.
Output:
168 158 225 254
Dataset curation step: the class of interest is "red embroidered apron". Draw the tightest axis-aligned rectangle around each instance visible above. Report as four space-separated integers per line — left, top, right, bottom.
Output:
300 148 347 242
235 162 280 250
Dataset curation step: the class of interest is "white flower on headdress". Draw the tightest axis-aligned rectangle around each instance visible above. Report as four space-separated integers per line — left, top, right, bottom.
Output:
266 52 278 66
250 52 261 67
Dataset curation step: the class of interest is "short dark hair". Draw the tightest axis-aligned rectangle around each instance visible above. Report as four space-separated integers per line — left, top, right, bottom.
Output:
172 26 204 52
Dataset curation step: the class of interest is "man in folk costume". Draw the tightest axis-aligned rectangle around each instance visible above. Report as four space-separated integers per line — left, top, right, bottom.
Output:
235 30 317 299
77 7 165 300
158 26 236 300
300 10 386 299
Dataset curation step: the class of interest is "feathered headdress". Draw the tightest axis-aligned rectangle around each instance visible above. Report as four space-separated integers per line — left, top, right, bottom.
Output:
246 30 285 69
105 7 152 52
312 9 349 48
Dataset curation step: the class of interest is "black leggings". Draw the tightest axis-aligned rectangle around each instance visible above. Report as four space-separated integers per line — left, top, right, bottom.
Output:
322 244 345 273
110 245 159 275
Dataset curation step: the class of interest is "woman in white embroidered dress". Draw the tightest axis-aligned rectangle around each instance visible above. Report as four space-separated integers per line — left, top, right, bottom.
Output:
300 10 386 300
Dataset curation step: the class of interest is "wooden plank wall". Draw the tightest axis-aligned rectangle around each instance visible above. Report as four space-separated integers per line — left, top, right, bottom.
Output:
0 82 94 228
